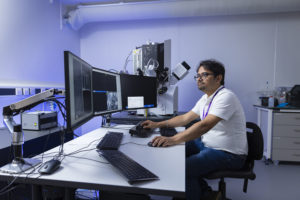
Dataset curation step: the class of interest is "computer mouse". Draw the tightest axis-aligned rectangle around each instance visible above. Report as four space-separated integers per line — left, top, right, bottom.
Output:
147 141 154 147
39 159 61 175
136 124 143 130
136 122 151 130
148 141 160 147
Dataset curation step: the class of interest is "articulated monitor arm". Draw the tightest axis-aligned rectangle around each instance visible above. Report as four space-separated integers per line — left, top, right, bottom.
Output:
3 88 64 132
1 88 64 173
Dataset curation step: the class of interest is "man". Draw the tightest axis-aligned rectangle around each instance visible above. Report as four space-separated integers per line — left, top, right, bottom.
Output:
142 59 248 200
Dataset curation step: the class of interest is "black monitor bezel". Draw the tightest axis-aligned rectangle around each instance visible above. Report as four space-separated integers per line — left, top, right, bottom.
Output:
64 51 94 131
92 67 123 116
120 74 157 111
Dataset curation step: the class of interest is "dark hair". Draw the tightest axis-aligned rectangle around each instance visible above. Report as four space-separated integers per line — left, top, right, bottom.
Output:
196 59 225 85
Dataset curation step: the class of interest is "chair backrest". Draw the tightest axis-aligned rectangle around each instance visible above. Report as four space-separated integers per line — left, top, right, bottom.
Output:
246 122 264 161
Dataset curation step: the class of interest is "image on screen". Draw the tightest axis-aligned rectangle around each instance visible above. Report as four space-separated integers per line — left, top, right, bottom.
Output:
92 68 122 115
64 51 93 131
120 74 157 110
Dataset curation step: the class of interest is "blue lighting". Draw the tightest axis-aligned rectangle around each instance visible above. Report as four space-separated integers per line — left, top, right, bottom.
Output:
144 104 154 108
125 104 154 109
93 90 107 93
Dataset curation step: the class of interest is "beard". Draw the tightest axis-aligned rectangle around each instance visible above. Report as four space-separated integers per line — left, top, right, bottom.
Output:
197 81 206 91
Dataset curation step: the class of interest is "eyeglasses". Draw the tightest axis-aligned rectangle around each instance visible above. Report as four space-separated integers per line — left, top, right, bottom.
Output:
194 72 214 80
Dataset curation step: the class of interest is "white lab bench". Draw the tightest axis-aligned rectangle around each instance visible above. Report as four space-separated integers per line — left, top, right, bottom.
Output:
254 105 300 163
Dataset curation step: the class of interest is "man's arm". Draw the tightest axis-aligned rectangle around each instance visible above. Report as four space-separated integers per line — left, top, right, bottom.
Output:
142 111 199 129
151 114 222 147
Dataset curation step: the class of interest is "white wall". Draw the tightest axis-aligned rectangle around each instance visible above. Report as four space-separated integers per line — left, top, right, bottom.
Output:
0 0 80 127
0 0 80 87
79 12 300 124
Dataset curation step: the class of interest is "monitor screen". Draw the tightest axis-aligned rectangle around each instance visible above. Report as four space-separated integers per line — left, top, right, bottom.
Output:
120 74 157 110
92 68 122 115
64 51 93 131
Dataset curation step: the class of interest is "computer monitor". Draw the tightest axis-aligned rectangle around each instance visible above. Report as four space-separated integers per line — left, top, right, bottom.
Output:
92 67 122 115
64 51 93 131
120 74 157 110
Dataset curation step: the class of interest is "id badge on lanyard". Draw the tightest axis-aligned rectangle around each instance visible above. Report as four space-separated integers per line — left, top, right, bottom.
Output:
202 86 224 119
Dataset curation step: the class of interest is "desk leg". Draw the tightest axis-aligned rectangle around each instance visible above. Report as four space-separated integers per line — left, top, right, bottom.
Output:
64 188 76 200
31 184 42 200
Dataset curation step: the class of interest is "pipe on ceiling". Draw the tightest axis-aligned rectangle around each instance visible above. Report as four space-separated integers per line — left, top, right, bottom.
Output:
66 0 300 30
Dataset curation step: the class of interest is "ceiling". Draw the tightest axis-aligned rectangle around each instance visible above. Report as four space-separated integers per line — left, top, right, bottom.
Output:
62 0 300 30
61 0 171 6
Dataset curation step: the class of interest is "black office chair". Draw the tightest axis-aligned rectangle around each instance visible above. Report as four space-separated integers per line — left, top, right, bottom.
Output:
204 122 264 200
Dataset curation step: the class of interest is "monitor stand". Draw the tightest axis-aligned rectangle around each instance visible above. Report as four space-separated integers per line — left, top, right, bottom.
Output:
101 114 112 128
0 158 41 174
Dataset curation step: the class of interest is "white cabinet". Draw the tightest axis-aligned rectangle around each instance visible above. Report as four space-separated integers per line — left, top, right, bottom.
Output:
255 106 300 162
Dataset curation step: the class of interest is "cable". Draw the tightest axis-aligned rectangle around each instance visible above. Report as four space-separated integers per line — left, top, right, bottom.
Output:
53 98 66 110
64 155 109 165
27 97 67 176
61 138 102 158
47 98 66 120
55 128 66 160
0 95 69 190
0 185 20 196
146 58 159 71
50 106 68 162
56 138 110 165
24 163 43 178
12 96 64 117
73 132 80 138
55 102 66 121
64 147 98 157
33 152 58 160
56 136 110 165
0 176 18 193
24 111 67 172
38 129 53 163
122 50 133 73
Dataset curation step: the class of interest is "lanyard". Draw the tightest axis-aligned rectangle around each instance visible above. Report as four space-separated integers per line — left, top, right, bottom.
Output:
202 86 225 119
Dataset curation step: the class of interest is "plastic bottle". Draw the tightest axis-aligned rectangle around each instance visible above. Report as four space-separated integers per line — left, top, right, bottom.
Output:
279 91 286 104
268 96 274 107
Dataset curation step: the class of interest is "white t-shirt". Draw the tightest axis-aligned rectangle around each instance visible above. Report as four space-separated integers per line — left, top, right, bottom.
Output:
191 86 248 155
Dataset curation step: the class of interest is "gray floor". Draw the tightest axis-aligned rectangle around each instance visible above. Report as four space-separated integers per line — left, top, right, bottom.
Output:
150 160 300 200
215 160 300 200
30 159 300 200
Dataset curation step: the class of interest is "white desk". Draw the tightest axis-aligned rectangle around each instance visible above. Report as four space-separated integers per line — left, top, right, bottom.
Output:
0 125 185 199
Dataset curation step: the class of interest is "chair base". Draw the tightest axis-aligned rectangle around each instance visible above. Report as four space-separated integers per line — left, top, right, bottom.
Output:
218 178 231 200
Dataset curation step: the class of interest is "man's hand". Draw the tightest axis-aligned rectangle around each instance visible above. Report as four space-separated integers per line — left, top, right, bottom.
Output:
151 136 178 147
141 120 159 129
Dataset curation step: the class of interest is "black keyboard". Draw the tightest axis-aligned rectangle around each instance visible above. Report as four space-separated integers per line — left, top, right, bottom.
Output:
98 150 159 184
97 131 123 150
160 127 177 137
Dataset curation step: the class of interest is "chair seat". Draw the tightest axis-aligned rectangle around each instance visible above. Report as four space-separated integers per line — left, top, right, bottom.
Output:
205 169 256 180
